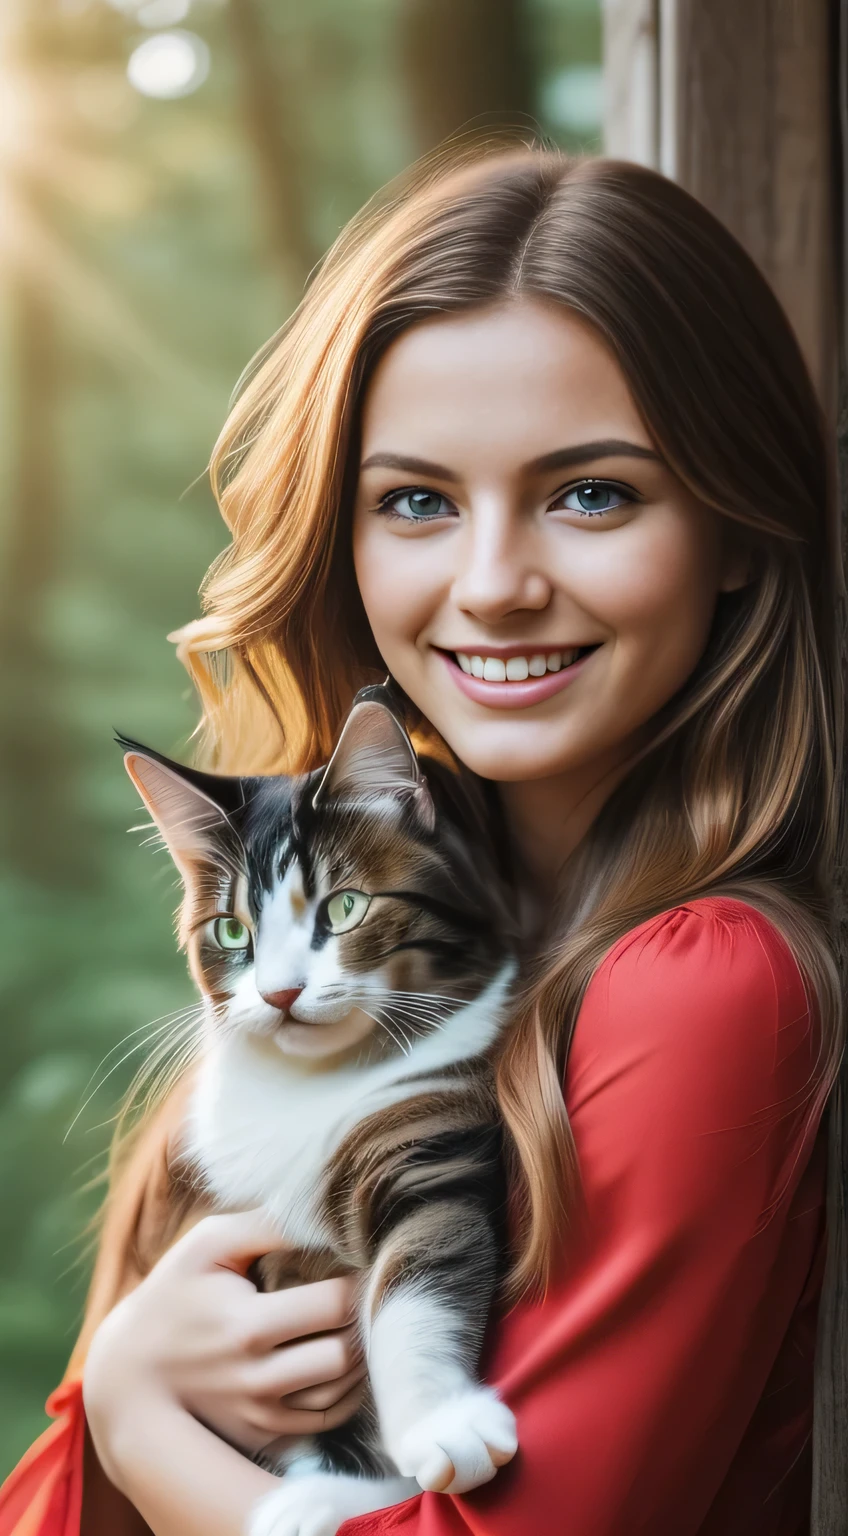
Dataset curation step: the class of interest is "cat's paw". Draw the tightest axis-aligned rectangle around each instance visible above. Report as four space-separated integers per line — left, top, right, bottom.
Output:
247 1475 349 1536
393 1386 518 1495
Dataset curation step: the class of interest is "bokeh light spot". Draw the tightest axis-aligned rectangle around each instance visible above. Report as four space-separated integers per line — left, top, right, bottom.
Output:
540 65 602 135
127 31 210 100
137 0 193 26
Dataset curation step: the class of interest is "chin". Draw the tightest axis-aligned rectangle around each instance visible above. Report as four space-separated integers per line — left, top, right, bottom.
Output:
434 726 588 784
273 1009 376 1061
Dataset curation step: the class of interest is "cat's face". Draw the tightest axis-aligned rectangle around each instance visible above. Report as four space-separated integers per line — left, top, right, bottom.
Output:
122 694 510 1063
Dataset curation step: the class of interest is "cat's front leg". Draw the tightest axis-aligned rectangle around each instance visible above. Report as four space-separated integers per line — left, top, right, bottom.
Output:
364 1203 518 1496
248 1460 418 1536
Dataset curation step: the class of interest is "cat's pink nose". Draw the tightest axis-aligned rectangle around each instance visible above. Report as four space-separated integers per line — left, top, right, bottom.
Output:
262 987 303 1014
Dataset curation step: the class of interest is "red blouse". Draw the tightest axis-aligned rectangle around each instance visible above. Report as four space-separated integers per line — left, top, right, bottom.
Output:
0 897 828 1536
340 897 828 1536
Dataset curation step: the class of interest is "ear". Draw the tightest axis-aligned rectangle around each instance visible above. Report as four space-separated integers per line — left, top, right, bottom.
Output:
312 699 436 832
117 734 244 883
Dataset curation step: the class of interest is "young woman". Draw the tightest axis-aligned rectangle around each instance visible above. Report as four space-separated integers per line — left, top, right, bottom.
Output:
1 146 844 1536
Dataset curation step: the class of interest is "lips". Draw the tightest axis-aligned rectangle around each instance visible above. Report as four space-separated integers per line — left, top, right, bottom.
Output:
438 645 598 709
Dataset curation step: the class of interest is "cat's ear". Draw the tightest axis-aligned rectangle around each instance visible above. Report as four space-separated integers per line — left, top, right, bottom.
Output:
312 698 436 832
117 734 244 882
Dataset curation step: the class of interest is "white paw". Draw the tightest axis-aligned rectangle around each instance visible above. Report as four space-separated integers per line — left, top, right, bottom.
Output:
393 1386 518 1495
248 1475 350 1536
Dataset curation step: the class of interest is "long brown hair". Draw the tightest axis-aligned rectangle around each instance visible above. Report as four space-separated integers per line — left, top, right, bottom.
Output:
167 146 845 1530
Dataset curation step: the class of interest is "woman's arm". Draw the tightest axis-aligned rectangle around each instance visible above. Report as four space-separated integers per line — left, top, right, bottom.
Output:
89 1390 276 1536
82 1210 366 1536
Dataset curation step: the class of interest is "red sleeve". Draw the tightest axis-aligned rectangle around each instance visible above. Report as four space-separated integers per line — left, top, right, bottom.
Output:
340 897 828 1536
0 1380 85 1536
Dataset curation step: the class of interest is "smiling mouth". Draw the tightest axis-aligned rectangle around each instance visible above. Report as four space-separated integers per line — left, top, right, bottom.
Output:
435 644 601 710
449 645 597 681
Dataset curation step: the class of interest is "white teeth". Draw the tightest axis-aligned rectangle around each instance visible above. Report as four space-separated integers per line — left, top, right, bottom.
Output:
456 648 589 681
483 657 507 681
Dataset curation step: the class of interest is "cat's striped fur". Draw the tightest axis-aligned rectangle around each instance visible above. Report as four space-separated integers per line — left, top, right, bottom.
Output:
120 687 520 1536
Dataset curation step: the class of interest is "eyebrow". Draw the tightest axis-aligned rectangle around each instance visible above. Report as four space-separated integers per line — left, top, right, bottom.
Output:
359 451 460 481
528 439 661 473
359 439 660 480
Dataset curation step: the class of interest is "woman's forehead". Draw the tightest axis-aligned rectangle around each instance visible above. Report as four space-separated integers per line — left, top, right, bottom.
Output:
357 299 652 480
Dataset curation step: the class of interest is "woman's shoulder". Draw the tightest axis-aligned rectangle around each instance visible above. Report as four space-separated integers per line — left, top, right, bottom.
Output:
569 896 818 1116
594 894 806 1009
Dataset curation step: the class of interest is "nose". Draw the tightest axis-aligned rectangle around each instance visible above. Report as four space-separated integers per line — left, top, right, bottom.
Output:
452 505 552 623
261 987 303 1014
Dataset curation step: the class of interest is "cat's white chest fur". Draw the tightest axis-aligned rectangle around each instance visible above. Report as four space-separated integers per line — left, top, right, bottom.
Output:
185 964 514 1250
187 1035 376 1245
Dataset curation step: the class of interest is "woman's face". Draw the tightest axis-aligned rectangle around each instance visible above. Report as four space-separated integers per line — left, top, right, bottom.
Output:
353 299 743 784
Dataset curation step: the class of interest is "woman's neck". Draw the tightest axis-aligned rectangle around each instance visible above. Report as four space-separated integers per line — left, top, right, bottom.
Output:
498 746 634 907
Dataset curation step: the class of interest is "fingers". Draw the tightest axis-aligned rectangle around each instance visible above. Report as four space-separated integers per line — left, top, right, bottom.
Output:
160 1214 361 1347
250 1378 367 1444
250 1276 359 1346
306 1378 366 1431
281 1361 367 1412
250 1326 363 1397
165 1210 291 1278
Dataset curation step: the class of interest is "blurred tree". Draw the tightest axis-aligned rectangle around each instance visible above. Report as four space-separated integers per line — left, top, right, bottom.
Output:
228 0 320 293
399 0 535 150
0 0 73 886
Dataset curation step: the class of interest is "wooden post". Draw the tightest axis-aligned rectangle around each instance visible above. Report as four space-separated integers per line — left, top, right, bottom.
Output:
602 0 839 416
602 0 658 169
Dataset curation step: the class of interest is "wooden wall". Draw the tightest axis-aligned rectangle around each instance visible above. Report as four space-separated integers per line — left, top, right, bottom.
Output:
603 0 842 418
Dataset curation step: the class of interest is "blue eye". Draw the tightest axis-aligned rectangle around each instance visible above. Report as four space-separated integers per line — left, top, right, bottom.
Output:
556 480 632 516
379 488 453 522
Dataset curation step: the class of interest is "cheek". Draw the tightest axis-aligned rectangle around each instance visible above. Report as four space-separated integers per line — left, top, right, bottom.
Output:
578 514 722 683
225 965 263 1023
353 517 444 658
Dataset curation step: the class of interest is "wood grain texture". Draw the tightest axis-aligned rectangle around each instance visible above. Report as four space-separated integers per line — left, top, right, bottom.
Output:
671 0 837 412
602 0 659 167
602 0 838 411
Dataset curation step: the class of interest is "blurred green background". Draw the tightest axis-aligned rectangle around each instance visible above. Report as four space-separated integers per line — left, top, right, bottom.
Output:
0 0 600 1475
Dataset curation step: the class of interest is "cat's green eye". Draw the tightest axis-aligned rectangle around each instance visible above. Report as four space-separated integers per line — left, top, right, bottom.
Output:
213 916 251 951
326 890 371 934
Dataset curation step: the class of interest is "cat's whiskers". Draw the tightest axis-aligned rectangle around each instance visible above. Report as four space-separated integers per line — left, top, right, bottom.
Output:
82 1004 205 1078
314 981 465 1047
118 1012 204 1093
360 992 459 1030
372 991 472 1012
120 1017 207 1127
70 1005 203 1105
337 995 446 1056
325 983 461 1017
64 1005 206 1143
360 1008 414 1057
199 997 238 1039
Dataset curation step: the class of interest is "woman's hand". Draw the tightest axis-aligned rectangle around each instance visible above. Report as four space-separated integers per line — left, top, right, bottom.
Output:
83 1208 365 1481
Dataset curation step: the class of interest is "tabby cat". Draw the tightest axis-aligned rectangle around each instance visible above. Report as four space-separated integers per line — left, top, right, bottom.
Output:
120 686 520 1536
